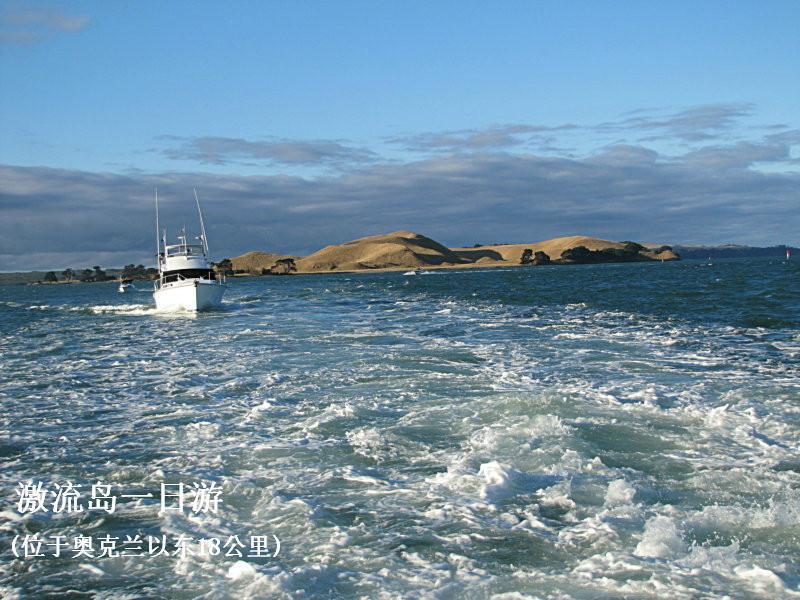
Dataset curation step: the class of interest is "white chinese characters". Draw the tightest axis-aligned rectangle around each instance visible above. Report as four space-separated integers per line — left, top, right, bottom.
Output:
11 534 281 560
10 480 279 563
16 481 224 515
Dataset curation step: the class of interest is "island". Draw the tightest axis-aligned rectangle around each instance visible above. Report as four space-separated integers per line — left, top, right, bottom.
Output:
0 231 685 285
223 231 680 276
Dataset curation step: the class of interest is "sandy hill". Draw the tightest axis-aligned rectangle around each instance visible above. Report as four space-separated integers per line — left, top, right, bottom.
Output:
453 236 677 264
231 233 678 276
645 248 680 261
295 230 469 272
230 251 294 273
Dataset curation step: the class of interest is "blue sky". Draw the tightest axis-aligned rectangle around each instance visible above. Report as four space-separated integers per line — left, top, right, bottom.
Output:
1 0 799 269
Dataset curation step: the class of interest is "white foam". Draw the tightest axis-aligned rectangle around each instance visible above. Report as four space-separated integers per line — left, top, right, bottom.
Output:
5 267 799 598
634 516 686 558
604 479 636 507
733 564 793 596
227 560 257 581
244 399 274 422
301 402 356 431
346 427 397 461
478 461 514 501
538 480 576 511
79 563 105 576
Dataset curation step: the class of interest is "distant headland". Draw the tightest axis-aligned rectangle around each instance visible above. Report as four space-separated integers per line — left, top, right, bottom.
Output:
5 232 798 286
221 231 680 277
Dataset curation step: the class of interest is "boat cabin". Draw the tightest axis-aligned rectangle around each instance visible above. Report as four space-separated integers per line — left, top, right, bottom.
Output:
157 234 218 285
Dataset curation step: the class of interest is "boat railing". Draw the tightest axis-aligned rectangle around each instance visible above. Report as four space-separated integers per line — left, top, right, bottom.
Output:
154 269 224 290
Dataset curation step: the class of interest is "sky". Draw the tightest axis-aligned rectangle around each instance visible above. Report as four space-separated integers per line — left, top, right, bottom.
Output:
0 0 798 270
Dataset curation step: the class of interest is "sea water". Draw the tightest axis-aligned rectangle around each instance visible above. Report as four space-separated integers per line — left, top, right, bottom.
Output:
1 258 798 598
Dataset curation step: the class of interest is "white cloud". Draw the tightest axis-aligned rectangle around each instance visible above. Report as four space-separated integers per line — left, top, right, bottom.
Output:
157 136 379 167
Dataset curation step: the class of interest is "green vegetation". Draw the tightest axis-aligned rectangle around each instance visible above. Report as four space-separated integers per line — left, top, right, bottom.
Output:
73 266 112 282
560 246 592 262
560 245 644 264
532 250 551 265
268 257 297 275
520 249 551 265
214 258 234 277
121 264 157 280
622 241 646 252
2 264 157 286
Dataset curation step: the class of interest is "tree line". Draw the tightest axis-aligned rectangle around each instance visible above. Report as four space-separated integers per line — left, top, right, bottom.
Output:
41 264 158 283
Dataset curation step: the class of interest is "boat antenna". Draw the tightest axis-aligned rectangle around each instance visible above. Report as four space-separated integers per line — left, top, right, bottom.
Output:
155 187 160 264
193 187 210 256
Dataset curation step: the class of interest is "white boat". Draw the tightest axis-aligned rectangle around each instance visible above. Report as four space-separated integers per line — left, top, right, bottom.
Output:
153 189 226 311
118 281 132 293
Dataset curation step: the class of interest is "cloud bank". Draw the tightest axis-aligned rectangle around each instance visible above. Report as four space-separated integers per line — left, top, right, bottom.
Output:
2 120 798 270
387 104 764 155
601 103 757 142
157 136 378 167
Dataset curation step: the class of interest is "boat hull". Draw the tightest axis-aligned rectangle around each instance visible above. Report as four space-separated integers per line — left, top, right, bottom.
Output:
153 279 226 311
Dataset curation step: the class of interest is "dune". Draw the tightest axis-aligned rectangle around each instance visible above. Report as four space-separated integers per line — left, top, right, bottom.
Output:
295 230 468 272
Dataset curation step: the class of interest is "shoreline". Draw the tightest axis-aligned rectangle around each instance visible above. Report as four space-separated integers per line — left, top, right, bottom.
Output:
282 257 673 277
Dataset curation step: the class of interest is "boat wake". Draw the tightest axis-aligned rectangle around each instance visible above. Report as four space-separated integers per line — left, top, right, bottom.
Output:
1 259 798 597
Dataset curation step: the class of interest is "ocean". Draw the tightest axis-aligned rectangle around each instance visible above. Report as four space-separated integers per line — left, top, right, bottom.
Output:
1 258 798 599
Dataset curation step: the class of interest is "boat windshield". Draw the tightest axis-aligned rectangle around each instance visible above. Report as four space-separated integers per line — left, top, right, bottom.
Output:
160 269 216 284
165 244 205 257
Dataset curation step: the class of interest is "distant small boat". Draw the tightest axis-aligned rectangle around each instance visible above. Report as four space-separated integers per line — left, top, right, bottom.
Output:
404 268 425 276
118 281 132 293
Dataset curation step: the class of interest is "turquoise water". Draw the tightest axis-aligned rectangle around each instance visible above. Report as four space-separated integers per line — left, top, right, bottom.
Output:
1 258 799 598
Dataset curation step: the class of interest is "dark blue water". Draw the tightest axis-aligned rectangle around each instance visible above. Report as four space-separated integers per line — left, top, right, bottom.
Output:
1 258 798 598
